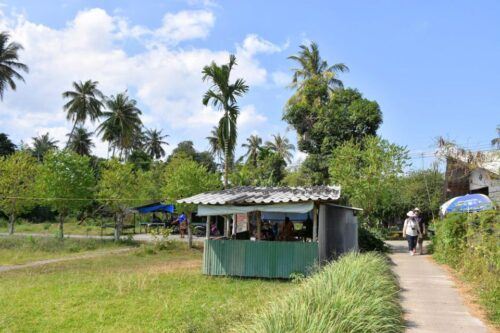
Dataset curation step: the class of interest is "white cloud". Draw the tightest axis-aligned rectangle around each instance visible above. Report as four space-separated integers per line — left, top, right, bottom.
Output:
154 10 215 44
0 7 280 156
272 70 291 87
239 105 267 128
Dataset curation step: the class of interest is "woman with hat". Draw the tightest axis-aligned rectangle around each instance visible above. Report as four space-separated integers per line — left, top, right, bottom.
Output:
403 210 422 255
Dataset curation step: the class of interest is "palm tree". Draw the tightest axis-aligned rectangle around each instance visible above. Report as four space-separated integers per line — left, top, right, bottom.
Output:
0 133 16 156
288 41 348 89
144 128 169 159
62 80 104 146
0 32 29 99
265 134 295 164
31 133 58 162
491 125 500 150
98 92 142 160
242 134 262 167
206 126 223 167
67 126 94 156
202 54 249 188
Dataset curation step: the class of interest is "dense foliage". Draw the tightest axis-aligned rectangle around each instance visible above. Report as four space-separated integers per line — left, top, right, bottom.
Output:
432 211 499 325
0 151 38 234
36 151 95 238
238 253 403 333
329 136 410 226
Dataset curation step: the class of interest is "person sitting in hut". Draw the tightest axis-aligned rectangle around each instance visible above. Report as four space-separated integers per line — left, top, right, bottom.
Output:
210 220 220 236
280 217 295 241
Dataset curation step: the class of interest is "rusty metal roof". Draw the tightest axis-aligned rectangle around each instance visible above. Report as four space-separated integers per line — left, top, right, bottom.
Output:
177 186 341 205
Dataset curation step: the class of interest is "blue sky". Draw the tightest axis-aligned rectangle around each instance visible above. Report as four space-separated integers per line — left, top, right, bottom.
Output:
0 0 498 169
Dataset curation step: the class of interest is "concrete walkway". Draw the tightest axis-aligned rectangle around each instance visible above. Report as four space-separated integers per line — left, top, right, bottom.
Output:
387 240 488 333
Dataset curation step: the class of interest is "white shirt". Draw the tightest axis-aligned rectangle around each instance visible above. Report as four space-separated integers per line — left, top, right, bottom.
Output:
404 218 419 237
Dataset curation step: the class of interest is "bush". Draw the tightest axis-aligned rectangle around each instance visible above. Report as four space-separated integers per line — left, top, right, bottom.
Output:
358 226 389 252
432 211 499 325
237 253 403 333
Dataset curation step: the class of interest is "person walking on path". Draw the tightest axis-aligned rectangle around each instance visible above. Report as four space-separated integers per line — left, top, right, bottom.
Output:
175 212 188 239
414 207 426 255
403 210 421 255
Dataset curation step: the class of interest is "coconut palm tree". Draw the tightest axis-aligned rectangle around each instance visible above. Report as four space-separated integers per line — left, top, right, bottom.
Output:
288 42 348 89
265 134 295 164
62 80 104 146
98 92 142 160
206 126 223 167
0 32 29 99
67 126 94 156
0 133 16 156
242 135 262 167
144 128 169 159
202 54 249 188
31 133 58 162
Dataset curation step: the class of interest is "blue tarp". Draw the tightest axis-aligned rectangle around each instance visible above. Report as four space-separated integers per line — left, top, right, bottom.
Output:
134 203 175 214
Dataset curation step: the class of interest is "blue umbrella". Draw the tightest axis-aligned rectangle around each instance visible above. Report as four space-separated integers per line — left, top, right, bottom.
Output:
440 194 495 215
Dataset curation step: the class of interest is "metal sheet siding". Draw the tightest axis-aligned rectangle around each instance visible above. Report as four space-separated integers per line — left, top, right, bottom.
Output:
203 240 319 278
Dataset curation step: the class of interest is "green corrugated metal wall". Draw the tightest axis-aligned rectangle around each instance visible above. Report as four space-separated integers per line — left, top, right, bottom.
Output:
203 239 319 278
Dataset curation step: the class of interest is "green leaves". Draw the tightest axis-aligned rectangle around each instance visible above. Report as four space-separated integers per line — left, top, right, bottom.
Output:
162 156 221 212
37 150 95 214
0 150 38 216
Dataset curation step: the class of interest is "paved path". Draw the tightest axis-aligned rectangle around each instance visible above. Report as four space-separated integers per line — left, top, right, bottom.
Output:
0 247 133 273
387 240 489 333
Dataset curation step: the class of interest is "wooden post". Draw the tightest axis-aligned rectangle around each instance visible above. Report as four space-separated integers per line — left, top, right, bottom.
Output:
232 214 237 237
206 216 211 239
256 211 262 240
313 203 318 242
224 216 229 238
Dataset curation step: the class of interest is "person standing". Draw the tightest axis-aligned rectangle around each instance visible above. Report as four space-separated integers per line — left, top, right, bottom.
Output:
403 211 421 255
176 212 188 239
414 208 426 255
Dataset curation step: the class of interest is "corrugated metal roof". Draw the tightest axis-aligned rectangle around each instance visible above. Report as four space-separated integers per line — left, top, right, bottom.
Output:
177 186 341 205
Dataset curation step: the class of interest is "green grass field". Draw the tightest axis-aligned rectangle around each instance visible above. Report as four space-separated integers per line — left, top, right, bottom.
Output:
0 219 123 236
0 242 295 332
0 236 136 265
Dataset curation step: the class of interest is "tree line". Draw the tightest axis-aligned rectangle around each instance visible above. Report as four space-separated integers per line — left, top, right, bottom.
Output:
0 30 449 230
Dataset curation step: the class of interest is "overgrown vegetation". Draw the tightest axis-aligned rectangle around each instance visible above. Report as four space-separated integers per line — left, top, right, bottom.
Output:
237 252 403 333
432 211 500 326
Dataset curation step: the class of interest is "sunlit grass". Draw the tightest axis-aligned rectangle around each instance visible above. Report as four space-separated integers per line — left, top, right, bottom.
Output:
0 242 295 332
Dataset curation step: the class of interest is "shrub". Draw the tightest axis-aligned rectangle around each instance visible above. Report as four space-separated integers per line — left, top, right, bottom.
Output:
432 211 499 325
237 253 403 333
358 226 389 252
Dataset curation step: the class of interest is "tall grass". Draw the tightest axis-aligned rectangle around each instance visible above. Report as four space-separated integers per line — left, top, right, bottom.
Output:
237 252 403 333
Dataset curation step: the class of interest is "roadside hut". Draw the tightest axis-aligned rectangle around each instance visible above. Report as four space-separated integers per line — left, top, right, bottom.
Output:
178 186 360 279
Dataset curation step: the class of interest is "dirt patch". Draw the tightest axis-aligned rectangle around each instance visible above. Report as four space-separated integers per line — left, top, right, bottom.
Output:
428 256 499 333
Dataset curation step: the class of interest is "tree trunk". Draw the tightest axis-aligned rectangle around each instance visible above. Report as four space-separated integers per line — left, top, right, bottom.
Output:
114 213 123 241
224 139 229 189
59 213 65 239
66 122 78 148
187 217 193 248
8 213 15 235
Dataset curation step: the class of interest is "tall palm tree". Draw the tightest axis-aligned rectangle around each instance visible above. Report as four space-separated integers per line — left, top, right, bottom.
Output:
31 133 58 162
98 92 142 160
0 32 29 99
265 134 296 164
288 42 349 89
242 134 262 167
202 54 249 188
144 128 169 159
67 126 94 156
62 80 104 146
